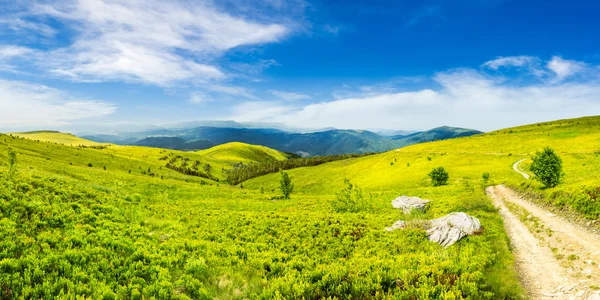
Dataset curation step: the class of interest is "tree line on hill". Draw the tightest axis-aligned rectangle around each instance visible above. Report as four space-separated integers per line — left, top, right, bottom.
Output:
224 152 376 185
163 155 219 182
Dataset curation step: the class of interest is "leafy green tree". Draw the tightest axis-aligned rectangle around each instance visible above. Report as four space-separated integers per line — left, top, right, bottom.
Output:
279 169 294 199
428 167 449 186
332 179 369 212
7 147 17 178
530 147 563 188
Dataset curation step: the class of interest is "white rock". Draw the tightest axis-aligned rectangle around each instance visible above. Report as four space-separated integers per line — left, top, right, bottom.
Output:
576 291 585 297
587 292 600 300
426 212 482 247
385 220 406 232
583 269 593 276
547 213 556 217
391 196 430 214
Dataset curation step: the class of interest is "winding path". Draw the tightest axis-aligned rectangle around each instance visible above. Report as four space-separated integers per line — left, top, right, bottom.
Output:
487 185 600 299
513 159 530 179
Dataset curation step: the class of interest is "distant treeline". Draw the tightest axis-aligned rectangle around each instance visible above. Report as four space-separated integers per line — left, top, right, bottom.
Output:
225 152 377 185
165 155 219 182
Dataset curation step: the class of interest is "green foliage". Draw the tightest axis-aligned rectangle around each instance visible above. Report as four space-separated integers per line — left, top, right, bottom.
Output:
225 152 376 185
87 163 93 167
428 167 449 187
482 172 490 182
279 170 293 199
331 179 370 212
7 147 17 178
530 147 563 188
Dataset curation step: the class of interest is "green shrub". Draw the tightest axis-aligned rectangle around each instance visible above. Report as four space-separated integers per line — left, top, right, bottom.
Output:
482 172 490 182
331 179 370 212
7 148 17 178
279 169 293 199
530 147 563 188
87 163 93 167
428 167 449 187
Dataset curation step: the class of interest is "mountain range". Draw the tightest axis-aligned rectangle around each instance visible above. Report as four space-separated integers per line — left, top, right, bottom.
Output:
81 122 482 156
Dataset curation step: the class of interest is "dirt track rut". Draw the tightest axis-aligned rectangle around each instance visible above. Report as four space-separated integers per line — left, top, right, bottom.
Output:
487 185 600 299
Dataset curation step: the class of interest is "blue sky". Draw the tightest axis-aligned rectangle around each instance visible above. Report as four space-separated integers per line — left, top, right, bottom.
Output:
1 0 600 133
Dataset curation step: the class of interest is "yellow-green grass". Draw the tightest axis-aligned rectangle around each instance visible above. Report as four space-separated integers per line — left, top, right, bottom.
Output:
6 115 600 299
11 131 104 146
6 133 292 183
246 115 600 219
197 141 291 164
0 131 523 298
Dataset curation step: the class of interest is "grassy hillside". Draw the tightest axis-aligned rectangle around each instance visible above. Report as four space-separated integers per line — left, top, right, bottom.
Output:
0 130 523 298
12 131 104 146
246 116 600 218
197 142 292 164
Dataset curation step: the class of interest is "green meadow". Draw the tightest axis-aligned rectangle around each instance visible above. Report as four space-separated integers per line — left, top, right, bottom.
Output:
2 116 600 299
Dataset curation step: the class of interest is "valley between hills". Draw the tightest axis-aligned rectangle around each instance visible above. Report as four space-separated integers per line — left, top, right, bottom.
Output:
1 116 600 299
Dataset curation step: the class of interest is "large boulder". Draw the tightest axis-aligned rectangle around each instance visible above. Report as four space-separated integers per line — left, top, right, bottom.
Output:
391 196 430 213
385 212 482 247
384 220 406 231
426 212 481 247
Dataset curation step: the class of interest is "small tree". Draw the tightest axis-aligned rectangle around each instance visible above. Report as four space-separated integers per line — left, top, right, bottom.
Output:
428 167 449 186
482 172 490 183
204 163 211 174
279 169 294 199
530 147 563 188
332 179 369 213
7 148 17 178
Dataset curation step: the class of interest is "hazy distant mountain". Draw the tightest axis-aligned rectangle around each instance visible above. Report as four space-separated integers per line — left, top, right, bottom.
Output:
163 120 335 133
390 126 483 146
80 124 482 156
134 137 216 150
375 129 420 137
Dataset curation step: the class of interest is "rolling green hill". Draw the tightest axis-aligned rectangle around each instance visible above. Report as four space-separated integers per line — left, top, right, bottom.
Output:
245 116 600 218
3 116 599 299
197 142 293 164
0 128 523 298
12 131 105 146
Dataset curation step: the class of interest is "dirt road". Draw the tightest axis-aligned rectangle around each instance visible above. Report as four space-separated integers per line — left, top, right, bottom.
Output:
513 159 531 179
487 185 600 299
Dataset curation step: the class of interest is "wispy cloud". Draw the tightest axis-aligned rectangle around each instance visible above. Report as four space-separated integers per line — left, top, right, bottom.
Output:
546 56 586 80
482 55 538 70
268 90 311 101
230 56 600 131
406 5 446 27
0 79 116 128
189 92 211 104
207 84 258 100
1 0 290 86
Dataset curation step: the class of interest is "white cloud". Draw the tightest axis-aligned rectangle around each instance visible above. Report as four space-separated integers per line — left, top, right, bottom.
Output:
229 57 600 131
207 84 258 99
0 45 34 58
0 78 116 128
189 92 211 104
268 90 310 101
547 56 585 80
5 0 288 86
482 55 537 70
